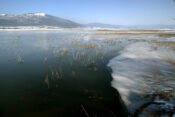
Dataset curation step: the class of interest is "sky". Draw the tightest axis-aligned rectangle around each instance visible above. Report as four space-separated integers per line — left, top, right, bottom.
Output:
0 0 175 25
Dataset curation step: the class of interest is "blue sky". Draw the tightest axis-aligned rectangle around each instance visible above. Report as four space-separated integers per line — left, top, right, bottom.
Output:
0 0 175 25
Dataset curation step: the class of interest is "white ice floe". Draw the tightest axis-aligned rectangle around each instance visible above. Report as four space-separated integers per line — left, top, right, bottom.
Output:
107 42 175 114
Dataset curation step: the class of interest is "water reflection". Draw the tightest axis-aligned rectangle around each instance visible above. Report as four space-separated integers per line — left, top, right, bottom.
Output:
1 29 174 116
0 30 127 117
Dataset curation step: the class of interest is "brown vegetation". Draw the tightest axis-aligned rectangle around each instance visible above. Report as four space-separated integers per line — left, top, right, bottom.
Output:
91 32 175 37
74 44 97 49
97 29 175 32
150 40 175 50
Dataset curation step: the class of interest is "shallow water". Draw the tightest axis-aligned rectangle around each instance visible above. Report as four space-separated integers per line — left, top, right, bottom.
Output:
0 29 175 117
0 29 127 117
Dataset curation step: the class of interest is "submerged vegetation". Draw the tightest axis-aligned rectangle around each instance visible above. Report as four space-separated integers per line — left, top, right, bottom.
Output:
43 56 47 64
1 28 175 117
150 40 175 50
44 74 50 88
74 44 97 49
17 55 24 64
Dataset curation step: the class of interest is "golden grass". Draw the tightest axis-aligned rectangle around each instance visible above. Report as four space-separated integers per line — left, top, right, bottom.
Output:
48 69 62 82
97 29 175 32
62 48 67 56
128 39 147 42
91 32 175 37
81 52 85 59
150 40 175 50
156 33 175 37
44 74 50 88
74 44 97 49
55 71 60 79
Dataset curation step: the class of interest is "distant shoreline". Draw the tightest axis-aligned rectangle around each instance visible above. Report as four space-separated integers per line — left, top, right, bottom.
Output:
0 26 78 30
0 26 175 31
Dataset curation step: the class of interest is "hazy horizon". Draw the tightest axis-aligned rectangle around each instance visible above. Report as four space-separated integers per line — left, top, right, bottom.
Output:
0 0 175 25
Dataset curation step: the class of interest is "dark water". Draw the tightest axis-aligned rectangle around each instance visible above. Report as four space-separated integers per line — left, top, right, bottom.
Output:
0 30 128 117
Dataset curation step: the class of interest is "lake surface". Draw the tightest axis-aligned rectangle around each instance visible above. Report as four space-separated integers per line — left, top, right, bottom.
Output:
0 29 128 117
0 28 175 117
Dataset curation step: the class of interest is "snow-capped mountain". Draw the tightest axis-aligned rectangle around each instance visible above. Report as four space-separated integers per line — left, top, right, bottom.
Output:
25 13 46 16
0 13 81 27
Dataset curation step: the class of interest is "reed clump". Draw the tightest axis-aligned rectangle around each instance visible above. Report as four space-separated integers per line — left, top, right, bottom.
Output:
72 52 80 61
104 39 116 45
150 40 175 50
43 57 47 64
97 29 175 32
74 44 97 49
62 48 67 56
53 49 60 57
71 71 76 76
17 55 24 64
44 74 50 88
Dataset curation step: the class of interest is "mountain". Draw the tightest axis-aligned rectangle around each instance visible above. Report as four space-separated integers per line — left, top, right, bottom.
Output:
84 23 121 28
0 13 81 27
125 24 175 29
0 13 174 29
85 23 175 29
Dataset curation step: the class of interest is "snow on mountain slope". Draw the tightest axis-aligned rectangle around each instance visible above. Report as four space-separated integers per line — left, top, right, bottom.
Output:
0 13 81 27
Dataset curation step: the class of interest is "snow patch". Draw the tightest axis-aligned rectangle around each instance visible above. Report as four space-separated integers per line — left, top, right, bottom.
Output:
26 13 46 16
0 14 6 16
